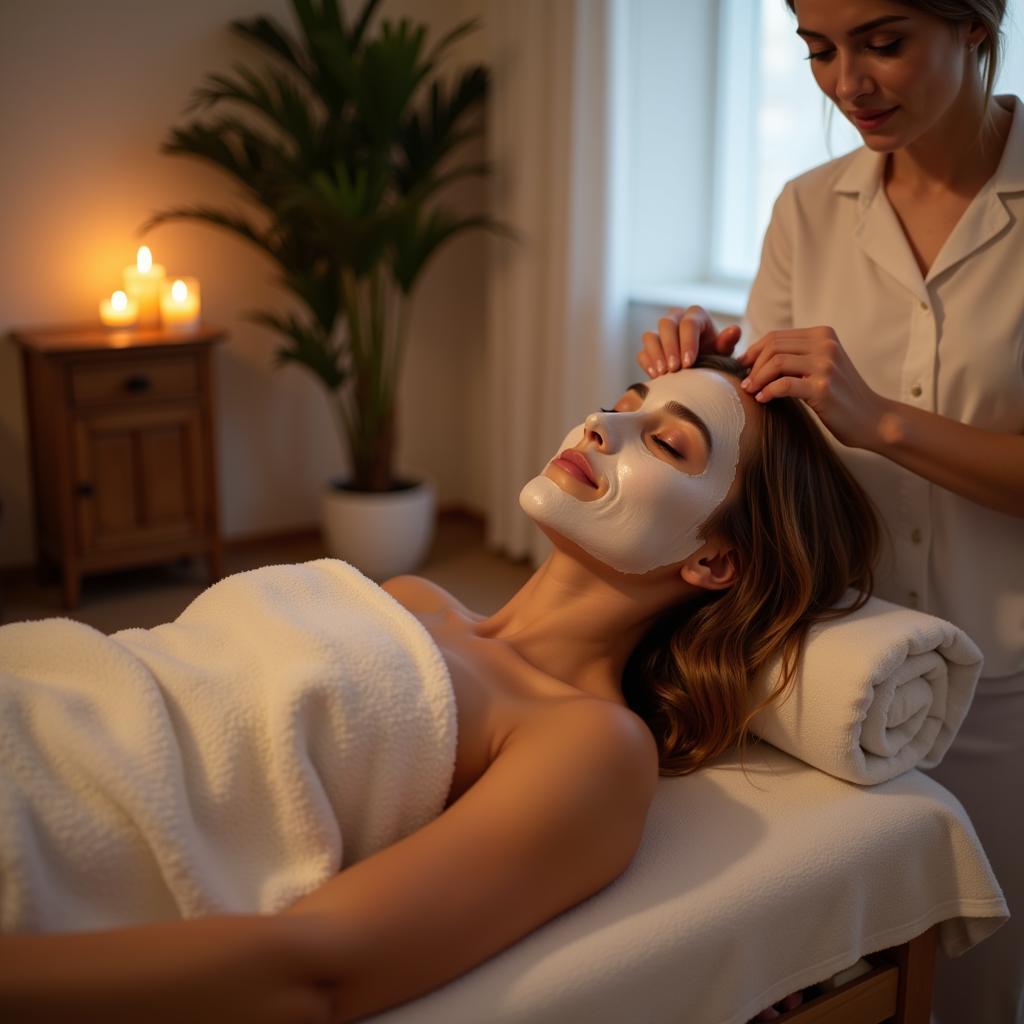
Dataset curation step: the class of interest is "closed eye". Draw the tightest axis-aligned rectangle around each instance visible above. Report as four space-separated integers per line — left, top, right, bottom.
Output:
805 39 903 61
653 435 684 459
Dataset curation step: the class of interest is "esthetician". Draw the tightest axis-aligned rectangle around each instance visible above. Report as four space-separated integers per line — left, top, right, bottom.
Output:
638 3 1023 1022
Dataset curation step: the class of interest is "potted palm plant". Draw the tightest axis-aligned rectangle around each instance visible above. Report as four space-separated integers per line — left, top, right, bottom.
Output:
141 0 501 579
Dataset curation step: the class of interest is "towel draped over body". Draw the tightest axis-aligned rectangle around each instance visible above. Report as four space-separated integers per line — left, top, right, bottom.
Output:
0 559 457 933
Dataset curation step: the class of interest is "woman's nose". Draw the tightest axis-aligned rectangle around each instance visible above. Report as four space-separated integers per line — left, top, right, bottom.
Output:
584 411 620 451
834 53 874 103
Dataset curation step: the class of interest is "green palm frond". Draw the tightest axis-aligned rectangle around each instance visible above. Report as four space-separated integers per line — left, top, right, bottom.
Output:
396 66 488 196
422 17 480 72
229 14 312 79
391 210 511 294
247 308 347 391
137 204 276 258
146 0 508 490
184 64 322 167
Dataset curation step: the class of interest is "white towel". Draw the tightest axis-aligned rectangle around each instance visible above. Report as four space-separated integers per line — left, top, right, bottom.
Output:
747 591 983 785
0 559 456 933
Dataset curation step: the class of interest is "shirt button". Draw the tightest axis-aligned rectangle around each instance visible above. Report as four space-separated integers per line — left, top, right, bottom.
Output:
919 301 929 312
911 384 923 397
911 528 922 544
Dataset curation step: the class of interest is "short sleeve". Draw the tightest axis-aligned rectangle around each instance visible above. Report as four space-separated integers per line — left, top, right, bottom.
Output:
738 182 795 356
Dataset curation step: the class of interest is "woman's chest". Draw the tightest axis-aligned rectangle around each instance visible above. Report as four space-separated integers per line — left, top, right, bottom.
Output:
789 194 1024 431
429 621 584 807
883 184 975 278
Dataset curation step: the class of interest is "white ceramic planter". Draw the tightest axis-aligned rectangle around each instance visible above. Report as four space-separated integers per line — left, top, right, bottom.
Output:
321 478 436 581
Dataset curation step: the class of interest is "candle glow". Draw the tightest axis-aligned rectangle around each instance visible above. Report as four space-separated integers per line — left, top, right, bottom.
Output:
99 288 139 327
123 246 166 327
160 276 201 332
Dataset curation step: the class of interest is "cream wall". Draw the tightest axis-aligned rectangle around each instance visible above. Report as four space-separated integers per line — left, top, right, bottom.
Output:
0 0 489 570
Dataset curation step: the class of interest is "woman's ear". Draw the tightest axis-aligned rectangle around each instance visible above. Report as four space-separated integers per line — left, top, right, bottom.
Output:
679 544 738 591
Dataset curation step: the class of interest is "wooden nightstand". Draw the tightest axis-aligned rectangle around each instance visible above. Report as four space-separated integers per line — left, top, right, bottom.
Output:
10 323 226 608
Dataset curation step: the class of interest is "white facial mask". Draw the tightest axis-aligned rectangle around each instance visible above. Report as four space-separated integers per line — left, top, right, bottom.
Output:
519 369 745 574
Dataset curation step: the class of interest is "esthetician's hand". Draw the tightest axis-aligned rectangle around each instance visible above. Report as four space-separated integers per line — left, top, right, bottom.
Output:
636 305 742 376
737 326 886 450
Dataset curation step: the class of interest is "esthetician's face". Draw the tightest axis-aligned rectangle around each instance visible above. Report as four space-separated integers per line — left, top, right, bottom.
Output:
793 0 982 152
519 369 749 575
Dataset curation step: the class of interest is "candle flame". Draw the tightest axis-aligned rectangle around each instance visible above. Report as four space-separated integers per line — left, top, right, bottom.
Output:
171 279 188 302
137 245 153 273
112 290 128 311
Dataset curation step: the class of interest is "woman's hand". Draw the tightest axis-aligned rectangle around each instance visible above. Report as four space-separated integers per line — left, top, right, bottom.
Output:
636 305 742 377
737 326 885 450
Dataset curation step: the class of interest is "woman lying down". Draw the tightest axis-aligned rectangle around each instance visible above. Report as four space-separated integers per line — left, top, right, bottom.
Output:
0 354 879 1023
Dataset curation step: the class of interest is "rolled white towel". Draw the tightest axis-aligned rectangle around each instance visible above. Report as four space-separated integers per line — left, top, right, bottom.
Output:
746 591 983 785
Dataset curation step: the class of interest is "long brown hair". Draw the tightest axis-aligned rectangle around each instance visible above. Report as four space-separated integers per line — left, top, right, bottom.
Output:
621 355 881 776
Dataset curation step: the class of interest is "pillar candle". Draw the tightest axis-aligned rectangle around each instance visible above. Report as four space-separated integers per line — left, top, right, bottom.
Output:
159 277 201 332
99 289 139 328
123 245 166 327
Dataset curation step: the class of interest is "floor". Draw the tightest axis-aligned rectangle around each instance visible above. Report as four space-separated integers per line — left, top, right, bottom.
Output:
0 512 535 633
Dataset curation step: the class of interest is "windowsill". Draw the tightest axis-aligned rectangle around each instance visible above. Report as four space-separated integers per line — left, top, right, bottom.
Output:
629 280 751 320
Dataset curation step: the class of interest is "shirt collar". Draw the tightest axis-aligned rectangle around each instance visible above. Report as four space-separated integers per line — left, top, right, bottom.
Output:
832 93 1024 199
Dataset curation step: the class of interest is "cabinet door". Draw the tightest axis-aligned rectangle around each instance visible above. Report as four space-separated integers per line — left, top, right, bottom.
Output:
73 404 207 555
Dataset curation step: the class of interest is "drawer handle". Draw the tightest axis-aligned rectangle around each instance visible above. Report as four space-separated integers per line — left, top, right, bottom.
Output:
124 374 151 393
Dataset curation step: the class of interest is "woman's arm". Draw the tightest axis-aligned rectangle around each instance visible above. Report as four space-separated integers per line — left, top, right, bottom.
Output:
0 913 340 1024
872 397 1024 518
738 327 1024 518
284 699 658 1023
0 701 656 1024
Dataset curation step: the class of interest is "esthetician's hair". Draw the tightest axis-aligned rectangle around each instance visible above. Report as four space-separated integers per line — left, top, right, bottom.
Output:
621 355 882 777
786 0 1008 153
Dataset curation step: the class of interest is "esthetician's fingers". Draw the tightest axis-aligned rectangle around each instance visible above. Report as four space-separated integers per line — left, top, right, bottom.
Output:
638 307 739 377
740 352 816 400
715 324 742 356
736 331 813 376
637 330 668 376
658 314 684 371
673 305 723 370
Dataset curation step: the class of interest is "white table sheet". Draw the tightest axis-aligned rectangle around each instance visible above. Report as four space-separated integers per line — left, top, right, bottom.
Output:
373 742 1009 1024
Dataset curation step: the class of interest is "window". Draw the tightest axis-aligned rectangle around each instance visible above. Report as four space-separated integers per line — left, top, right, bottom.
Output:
711 0 1024 284
626 0 1024 317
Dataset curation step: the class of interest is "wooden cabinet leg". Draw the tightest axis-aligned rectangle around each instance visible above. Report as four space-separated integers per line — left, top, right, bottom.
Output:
893 924 939 1023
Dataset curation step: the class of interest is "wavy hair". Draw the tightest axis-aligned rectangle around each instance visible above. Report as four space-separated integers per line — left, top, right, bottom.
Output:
621 355 881 776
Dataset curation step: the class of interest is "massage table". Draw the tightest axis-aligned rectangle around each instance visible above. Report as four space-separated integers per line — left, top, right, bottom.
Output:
1 564 1006 1021
374 741 1008 1024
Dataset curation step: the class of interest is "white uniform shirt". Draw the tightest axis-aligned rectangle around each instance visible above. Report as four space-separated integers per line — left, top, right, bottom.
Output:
742 94 1024 679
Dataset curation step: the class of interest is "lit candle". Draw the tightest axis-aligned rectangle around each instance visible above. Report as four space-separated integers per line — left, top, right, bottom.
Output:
159 276 201 332
99 289 139 328
122 245 166 327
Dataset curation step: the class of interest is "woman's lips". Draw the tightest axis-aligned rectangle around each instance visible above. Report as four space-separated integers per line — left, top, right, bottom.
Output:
851 106 898 130
552 449 598 487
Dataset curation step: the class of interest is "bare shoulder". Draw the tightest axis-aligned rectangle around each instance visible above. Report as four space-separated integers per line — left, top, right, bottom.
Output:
507 697 659 810
380 574 479 620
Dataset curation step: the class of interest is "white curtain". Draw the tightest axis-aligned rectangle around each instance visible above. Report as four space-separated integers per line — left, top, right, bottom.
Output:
483 0 630 565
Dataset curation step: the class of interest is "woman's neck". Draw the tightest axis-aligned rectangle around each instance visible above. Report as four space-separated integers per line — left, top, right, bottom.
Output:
472 549 691 703
886 88 1012 198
